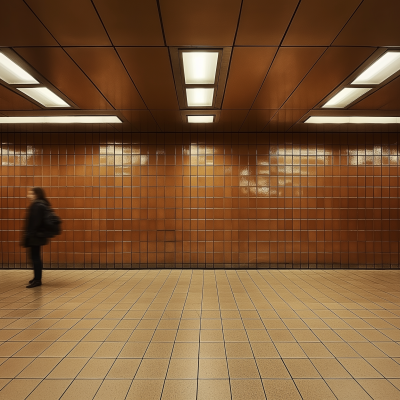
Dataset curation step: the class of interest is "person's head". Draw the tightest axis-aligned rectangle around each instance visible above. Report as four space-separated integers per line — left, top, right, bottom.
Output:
27 187 48 202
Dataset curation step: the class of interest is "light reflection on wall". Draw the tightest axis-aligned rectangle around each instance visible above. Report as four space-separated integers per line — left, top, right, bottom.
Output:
1 145 35 166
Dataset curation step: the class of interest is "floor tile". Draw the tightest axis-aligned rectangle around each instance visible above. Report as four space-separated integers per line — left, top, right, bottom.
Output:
326 378 372 400
230 379 266 400
357 378 400 400
197 379 231 400
262 379 301 400
125 380 164 400
295 379 336 400
198 358 228 379
93 379 131 400
0 379 40 400
26 379 71 400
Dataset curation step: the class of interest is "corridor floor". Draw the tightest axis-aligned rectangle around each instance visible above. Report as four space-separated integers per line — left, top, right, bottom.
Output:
0 269 399 400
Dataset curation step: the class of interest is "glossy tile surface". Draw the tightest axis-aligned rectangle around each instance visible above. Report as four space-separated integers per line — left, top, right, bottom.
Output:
0 269 399 399
1 132 400 269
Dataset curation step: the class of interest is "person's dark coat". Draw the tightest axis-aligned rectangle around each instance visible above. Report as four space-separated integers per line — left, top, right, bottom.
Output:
22 200 49 247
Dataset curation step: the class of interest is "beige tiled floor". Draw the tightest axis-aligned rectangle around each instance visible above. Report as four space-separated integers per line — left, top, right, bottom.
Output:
0 269 399 399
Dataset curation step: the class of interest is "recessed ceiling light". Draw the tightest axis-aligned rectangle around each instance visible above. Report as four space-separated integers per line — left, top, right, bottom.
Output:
182 52 219 84
186 88 214 107
305 116 400 124
187 115 214 123
352 52 400 85
322 87 371 108
0 53 38 84
17 87 70 108
0 116 122 124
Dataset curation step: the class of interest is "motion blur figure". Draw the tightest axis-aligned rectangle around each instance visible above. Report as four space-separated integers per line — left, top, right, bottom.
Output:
22 187 50 288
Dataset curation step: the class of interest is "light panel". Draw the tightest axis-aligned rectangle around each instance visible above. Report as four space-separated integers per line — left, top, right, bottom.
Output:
0 116 122 124
17 87 70 108
352 52 400 85
305 116 400 124
322 87 371 108
186 88 214 107
187 115 214 123
0 53 38 84
182 52 219 84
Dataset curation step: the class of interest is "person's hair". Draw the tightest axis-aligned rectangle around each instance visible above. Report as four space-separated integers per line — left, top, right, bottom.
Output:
32 187 50 205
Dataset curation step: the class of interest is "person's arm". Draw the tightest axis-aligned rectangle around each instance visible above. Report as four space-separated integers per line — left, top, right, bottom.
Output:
27 203 45 236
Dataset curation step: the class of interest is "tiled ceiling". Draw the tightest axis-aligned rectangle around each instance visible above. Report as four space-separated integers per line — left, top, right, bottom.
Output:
0 0 399 132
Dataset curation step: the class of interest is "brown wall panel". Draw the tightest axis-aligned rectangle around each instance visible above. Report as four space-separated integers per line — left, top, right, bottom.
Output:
15 47 112 110
223 47 277 109
1 132 398 269
66 47 146 110
283 47 376 110
160 0 241 46
236 0 298 46
283 0 362 46
253 47 325 110
118 47 178 110
334 0 400 46
26 0 110 46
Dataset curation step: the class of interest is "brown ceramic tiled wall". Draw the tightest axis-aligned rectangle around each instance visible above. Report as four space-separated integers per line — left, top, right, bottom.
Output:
0 132 399 269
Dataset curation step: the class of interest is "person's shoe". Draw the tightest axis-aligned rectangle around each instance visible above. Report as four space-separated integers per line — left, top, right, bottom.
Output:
26 280 42 288
29 279 35 284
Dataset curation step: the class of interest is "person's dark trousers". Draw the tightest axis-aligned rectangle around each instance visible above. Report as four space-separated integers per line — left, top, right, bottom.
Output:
30 246 42 282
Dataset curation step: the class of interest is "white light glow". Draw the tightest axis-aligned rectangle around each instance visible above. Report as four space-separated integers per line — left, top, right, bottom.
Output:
0 53 38 84
186 88 214 107
0 116 122 124
17 87 70 107
352 52 400 85
305 116 400 124
322 87 371 108
187 115 214 123
182 52 219 84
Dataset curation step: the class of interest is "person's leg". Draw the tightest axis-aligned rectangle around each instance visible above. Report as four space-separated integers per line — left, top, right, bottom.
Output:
30 246 43 282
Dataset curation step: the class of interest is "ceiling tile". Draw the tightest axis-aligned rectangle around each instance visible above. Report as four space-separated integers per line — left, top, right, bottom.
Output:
65 47 146 110
26 0 110 46
240 110 277 132
265 109 308 132
223 47 276 109
0 1 57 46
93 0 164 46
120 110 159 132
15 47 112 110
334 0 400 46
283 0 362 46
160 0 241 46
283 47 376 110
351 76 400 110
0 85 40 111
117 47 178 110
236 0 298 46
216 110 249 132
252 47 325 110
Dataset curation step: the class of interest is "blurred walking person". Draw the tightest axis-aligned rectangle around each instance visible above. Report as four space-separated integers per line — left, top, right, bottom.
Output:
22 187 51 288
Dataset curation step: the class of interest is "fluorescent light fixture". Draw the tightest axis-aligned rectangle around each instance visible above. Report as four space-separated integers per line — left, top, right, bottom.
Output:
186 88 214 107
0 53 38 84
352 52 400 85
0 116 122 124
17 87 70 107
182 52 219 84
322 87 371 108
305 116 400 124
187 115 214 123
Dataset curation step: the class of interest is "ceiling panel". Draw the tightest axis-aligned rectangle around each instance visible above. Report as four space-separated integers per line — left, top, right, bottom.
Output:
334 0 400 46
26 0 110 46
0 1 57 46
65 48 146 110
283 47 376 110
216 110 249 132
117 47 178 110
0 85 40 111
351 76 400 110
252 47 325 110
160 0 241 46
264 109 308 132
120 110 159 132
236 0 298 46
93 0 164 46
15 47 112 110
223 47 277 109
283 0 362 46
240 110 277 132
